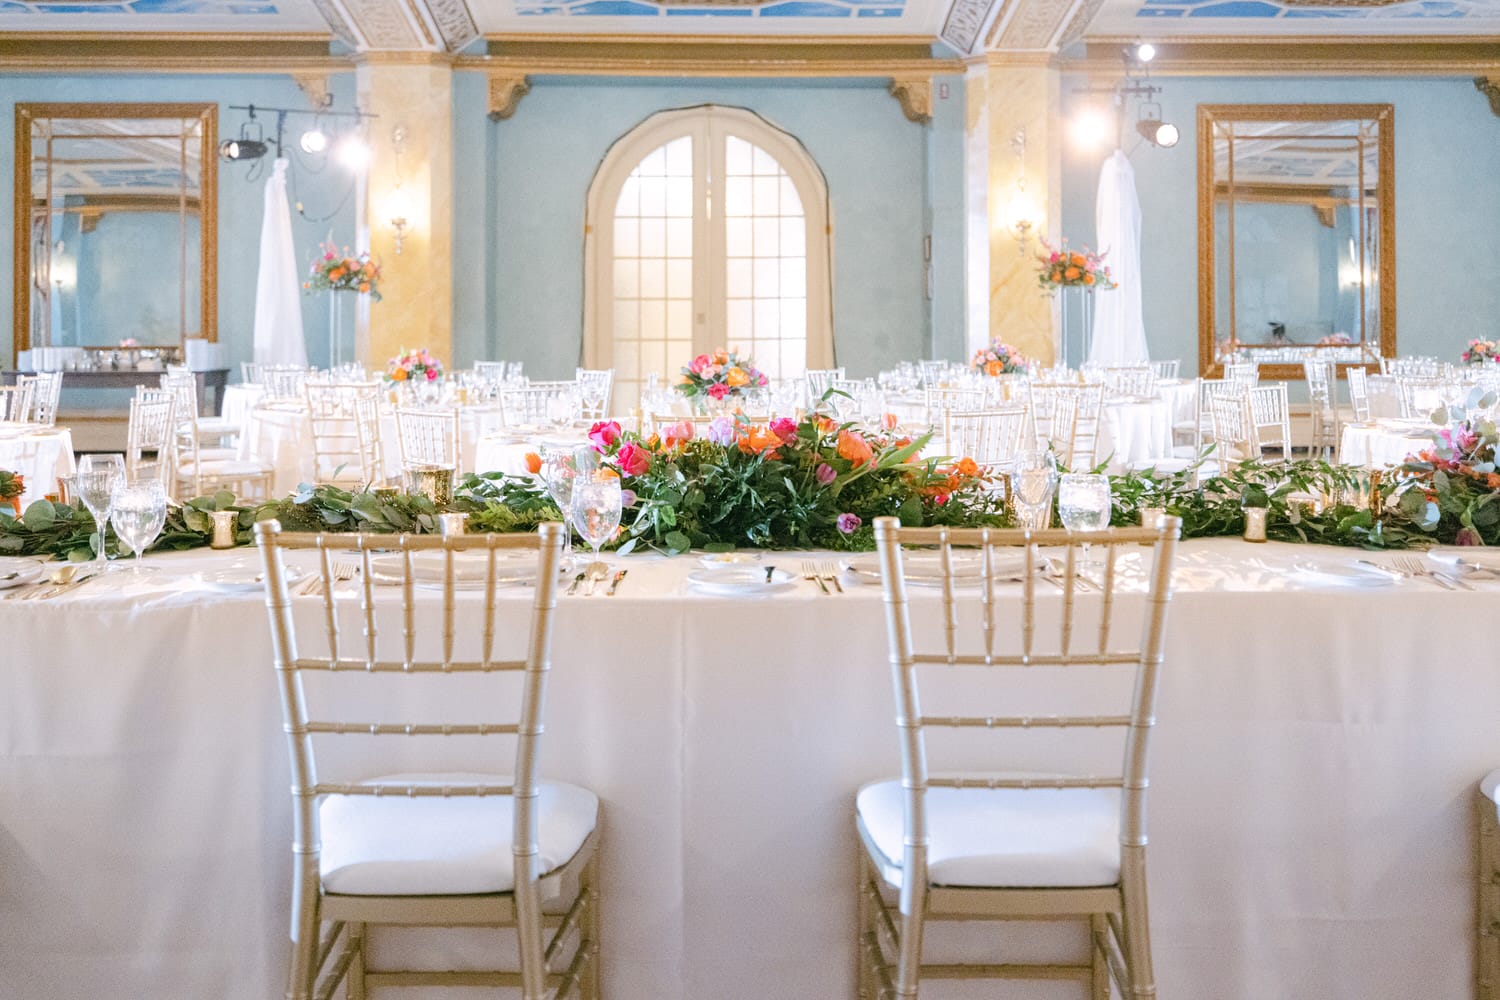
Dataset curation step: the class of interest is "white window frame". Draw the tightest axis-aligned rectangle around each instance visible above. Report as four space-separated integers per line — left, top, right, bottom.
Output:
583 104 834 377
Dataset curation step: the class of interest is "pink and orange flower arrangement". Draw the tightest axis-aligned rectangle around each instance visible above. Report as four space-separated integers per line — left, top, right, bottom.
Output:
969 340 1030 377
1036 239 1116 293
305 242 382 301
565 411 1004 552
386 348 444 384
676 348 769 402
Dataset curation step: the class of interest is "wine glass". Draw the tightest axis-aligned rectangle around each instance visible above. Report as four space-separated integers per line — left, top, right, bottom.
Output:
538 441 579 570
1058 472 1112 572
109 479 168 575
1009 450 1056 531
75 453 125 572
570 472 622 582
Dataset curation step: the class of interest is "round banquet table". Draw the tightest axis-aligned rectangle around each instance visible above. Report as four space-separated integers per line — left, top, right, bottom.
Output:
1338 419 1431 469
219 383 264 429
239 404 506 494
0 423 75 505
1 539 1495 1000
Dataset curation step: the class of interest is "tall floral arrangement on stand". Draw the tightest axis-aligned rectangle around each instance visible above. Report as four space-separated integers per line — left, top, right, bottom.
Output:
676 348 769 403
304 242 382 369
1036 239 1116 293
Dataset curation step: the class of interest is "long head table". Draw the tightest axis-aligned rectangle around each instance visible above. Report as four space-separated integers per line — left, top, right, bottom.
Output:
1 539 1494 999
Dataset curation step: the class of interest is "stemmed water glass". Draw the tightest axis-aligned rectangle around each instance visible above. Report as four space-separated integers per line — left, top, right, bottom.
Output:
538 441 580 570
570 471 622 581
75 453 125 572
108 479 169 575
1009 450 1057 531
1058 472 1112 571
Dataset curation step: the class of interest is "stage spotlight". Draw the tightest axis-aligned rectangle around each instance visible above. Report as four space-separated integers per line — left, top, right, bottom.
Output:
218 137 268 161
299 126 328 154
1135 41 1156 63
1135 116 1179 148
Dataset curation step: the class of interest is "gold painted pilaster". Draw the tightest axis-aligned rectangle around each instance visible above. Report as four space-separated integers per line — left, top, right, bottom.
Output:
985 60 1060 366
355 60 454 368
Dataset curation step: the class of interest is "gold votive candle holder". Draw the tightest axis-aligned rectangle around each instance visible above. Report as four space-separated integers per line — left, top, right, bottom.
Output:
1243 507 1268 543
210 510 239 549
404 465 455 504
438 512 469 537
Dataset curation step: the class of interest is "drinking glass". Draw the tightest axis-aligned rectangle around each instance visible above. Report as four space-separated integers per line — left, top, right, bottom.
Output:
76 453 125 572
570 472 622 576
1058 472 1112 569
1010 450 1056 530
539 441 579 570
109 479 168 575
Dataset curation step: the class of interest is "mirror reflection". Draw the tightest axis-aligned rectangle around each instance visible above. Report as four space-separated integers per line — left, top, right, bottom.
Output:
16 104 217 358
1198 104 1394 380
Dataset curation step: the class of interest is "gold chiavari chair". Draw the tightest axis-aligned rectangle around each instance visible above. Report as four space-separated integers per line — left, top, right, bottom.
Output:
305 381 386 488
944 406 1030 493
859 516 1182 1000
255 522 599 1000
395 405 462 485
1478 770 1500 1000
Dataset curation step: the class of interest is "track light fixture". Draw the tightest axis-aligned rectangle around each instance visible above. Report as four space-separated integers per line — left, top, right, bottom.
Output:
299 121 328 154
218 113 269 161
1135 101 1179 148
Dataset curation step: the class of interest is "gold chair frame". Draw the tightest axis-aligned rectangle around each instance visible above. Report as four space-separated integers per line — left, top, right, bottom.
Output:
255 522 599 1000
860 516 1181 1000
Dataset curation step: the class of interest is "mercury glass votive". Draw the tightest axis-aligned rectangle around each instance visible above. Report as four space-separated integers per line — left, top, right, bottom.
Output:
438 512 469 537
210 510 239 549
1243 506 1268 543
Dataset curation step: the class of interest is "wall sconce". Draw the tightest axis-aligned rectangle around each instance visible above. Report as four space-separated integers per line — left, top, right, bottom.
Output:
1007 128 1038 253
386 125 412 255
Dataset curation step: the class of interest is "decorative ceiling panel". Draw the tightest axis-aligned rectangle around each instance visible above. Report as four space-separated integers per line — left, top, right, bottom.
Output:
1087 0 1500 34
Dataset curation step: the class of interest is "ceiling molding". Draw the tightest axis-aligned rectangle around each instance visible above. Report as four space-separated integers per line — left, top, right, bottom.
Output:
486 72 531 120
0 34 345 73
940 0 999 56
457 37 961 77
985 0 1081 53
1064 36 1500 76
888 74 932 122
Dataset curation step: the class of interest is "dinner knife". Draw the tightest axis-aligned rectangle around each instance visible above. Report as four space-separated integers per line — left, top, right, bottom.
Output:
607 569 628 596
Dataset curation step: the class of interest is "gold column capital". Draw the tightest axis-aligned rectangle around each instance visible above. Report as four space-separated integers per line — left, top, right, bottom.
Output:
888 75 933 125
487 72 532 121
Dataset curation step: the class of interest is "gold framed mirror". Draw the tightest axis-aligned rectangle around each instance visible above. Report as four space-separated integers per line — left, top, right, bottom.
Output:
1197 103 1394 381
13 102 217 361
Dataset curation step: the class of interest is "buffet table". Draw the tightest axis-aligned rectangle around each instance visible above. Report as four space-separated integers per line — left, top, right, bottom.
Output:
1 539 1494 1000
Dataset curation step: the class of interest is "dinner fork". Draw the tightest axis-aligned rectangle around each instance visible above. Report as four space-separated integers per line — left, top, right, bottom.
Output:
1393 554 1469 591
801 560 829 595
301 560 357 596
819 561 844 594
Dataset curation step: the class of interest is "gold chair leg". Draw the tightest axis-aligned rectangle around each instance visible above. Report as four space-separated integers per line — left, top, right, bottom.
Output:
1478 790 1500 1000
1089 914 1111 1000
516 871 548 1000
1119 849 1156 999
894 848 928 1000
582 851 602 1000
856 849 874 1000
286 856 321 1000
346 923 366 1000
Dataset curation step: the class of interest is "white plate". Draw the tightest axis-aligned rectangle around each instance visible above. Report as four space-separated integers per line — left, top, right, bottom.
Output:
368 550 556 589
198 564 305 592
844 550 1029 586
686 567 795 595
0 558 45 589
1426 547 1500 573
698 552 762 569
1292 560 1397 589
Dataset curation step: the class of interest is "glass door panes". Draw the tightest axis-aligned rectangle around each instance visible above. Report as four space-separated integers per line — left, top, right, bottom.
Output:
610 135 695 411
721 135 807 383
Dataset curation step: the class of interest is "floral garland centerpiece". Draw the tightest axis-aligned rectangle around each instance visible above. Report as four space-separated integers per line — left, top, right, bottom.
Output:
304 242 382 301
1462 339 1500 365
969 340 1031 377
0 470 24 516
386 348 444 385
1036 239 1117 294
676 349 769 403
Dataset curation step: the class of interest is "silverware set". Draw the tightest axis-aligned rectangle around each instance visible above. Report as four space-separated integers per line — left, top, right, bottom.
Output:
1390 554 1472 591
566 565 627 596
5 566 97 601
297 561 358 597
801 560 843 594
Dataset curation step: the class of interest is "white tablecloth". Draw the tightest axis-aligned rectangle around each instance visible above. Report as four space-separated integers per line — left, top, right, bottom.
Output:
1339 420 1432 469
219 383 264 429
2 539 1495 999
0 424 75 505
239 405 506 495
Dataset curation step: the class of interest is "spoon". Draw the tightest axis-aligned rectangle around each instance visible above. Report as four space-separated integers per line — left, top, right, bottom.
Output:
584 561 609 596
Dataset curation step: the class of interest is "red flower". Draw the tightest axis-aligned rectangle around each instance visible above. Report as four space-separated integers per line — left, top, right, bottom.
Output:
615 442 651 477
588 420 622 451
707 383 730 401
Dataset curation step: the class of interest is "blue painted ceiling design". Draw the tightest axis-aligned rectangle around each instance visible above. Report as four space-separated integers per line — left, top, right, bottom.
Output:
514 0 903 19
0 0 276 14
1137 0 1489 20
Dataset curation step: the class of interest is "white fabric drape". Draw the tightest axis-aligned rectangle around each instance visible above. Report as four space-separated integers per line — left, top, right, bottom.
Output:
252 158 307 367
1089 149 1149 365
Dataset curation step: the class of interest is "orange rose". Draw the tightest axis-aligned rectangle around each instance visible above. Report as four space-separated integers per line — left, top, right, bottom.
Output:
714 350 729 364
363 262 375 276
725 366 750 388
1064 267 1081 281
524 452 542 475
838 429 874 468
954 457 979 478
985 360 1003 376
329 267 346 281
358 282 370 293
391 367 407 381
1069 252 1086 266
1083 274 1095 286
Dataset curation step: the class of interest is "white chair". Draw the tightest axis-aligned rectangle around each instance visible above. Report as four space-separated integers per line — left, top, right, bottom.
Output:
944 406 1031 497
574 368 614 420
1346 365 1373 424
1223 359 1259 387
1031 383 1104 470
1247 383 1294 462
159 376 273 500
805 368 846 404
124 392 176 491
241 361 265 386
859 516 1182 1000
0 383 35 423
263 365 312 405
18 372 61 427
1098 365 1156 400
1398 375 1448 421
305 381 386 488
1302 359 1339 461
395 405 461 477
1149 359 1180 380
254 522 599 1000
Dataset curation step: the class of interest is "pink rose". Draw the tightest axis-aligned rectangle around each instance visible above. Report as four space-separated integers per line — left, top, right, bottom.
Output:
756 373 769 386
615 442 651 477
701 364 721 381
588 420 621 451
769 417 798 443
425 368 438 381
662 420 695 447
707 383 730 401
689 354 711 374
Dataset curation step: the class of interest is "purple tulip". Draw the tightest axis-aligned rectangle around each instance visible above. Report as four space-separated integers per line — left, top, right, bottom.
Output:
706 416 736 446
815 463 837 486
837 512 862 534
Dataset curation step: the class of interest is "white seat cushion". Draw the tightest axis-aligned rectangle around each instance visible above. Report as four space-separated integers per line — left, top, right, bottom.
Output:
1482 769 1500 807
180 459 271 477
857 778 1120 889
319 772 598 896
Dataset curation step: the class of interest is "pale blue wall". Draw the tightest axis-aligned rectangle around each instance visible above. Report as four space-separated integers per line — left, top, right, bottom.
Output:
1061 75 1500 375
451 72 960 379
0 72 358 374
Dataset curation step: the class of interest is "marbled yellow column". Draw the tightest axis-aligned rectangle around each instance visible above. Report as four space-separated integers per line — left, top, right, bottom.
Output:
985 58 1060 366
354 55 454 370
